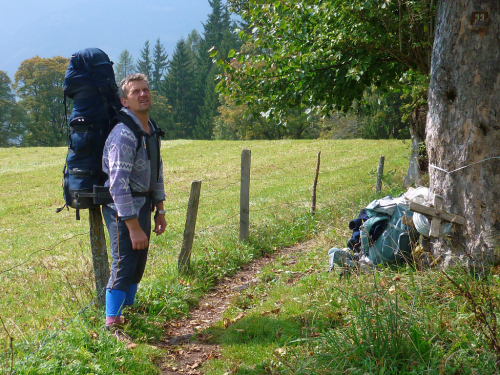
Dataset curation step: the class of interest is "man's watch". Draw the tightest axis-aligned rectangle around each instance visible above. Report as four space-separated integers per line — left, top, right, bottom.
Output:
156 209 166 215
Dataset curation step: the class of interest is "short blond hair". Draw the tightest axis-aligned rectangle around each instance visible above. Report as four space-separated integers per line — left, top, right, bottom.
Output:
118 73 150 99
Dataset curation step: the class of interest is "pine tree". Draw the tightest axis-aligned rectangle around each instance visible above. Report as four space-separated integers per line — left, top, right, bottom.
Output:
152 38 169 93
195 0 242 139
194 64 218 139
186 29 202 61
163 38 199 139
136 40 153 81
197 0 232 81
114 50 135 83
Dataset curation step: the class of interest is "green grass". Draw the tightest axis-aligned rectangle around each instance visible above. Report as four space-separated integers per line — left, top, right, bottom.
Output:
202 257 498 374
5 139 496 374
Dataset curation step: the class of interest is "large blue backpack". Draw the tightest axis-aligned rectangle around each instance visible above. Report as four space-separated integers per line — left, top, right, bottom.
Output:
58 48 121 219
58 48 164 220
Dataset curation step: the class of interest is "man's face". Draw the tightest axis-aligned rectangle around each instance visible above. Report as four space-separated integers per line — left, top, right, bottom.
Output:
121 80 151 114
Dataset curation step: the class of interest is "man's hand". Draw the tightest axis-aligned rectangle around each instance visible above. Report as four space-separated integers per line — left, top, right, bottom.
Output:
153 213 167 236
124 218 149 250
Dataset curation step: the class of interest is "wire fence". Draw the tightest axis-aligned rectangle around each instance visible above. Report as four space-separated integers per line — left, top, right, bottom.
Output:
0 232 90 277
1 154 385 374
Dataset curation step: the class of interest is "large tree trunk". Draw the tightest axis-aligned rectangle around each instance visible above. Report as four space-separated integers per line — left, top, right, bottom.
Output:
426 0 500 267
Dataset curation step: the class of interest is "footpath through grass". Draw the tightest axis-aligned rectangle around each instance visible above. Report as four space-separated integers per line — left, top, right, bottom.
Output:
2 139 497 374
202 243 500 375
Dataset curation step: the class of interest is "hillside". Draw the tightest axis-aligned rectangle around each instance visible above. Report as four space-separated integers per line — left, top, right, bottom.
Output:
1 140 497 374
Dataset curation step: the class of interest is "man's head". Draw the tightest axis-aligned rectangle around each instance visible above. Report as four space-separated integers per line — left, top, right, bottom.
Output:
119 73 151 115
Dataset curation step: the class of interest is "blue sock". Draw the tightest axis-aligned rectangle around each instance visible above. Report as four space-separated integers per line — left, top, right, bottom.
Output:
106 289 126 318
125 283 138 306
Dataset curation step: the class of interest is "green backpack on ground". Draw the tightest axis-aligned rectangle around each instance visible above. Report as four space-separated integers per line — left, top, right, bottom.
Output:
329 195 420 270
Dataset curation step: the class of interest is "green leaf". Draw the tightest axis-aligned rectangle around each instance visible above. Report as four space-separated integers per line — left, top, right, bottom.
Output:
228 49 236 58
209 46 218 58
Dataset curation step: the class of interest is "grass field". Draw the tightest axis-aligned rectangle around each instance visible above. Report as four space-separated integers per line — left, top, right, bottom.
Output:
2 139 498 374
0 139 406 336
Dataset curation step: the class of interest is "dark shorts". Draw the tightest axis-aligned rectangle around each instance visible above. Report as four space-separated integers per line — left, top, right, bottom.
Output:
103 198 152 292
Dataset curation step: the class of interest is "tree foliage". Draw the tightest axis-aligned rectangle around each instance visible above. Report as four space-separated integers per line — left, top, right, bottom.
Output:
152 38 169 93
357 87 411 139
215 94 322 140
218 0 437 124
149 90 171 135
136 40 153 80
13 56 68 146
114 49 136 83
163 38 199 139
196 0 243 139
0 71 18 147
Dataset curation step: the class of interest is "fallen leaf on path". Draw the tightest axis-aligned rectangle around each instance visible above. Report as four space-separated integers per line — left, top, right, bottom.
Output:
232 312 246 323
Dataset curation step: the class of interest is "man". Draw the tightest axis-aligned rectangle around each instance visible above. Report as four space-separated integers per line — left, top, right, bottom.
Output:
102 73 166 331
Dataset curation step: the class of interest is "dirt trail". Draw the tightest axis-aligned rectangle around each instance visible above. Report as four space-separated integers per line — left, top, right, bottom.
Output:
155 241 313 374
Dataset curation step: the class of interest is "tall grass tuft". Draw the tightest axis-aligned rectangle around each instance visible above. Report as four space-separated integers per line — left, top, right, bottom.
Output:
321 284 436 374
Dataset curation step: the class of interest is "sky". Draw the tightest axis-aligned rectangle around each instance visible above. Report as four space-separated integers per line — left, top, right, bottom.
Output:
0 0 214 81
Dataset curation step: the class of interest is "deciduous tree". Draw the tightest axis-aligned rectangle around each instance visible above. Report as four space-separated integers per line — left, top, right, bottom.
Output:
13 56 68 146
149 91 171 135
0 71 17 147
219 0 436 178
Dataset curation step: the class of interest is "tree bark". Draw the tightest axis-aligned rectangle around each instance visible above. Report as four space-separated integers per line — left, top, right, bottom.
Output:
426 0 500 267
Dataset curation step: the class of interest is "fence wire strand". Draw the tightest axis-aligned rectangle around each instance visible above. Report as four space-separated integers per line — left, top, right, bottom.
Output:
5 158 377 372
0 231 90 277
11 288 104 375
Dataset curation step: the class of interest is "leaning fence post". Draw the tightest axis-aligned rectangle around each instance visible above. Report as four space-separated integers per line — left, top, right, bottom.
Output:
240 149 251 242
311 151 321 214
178 180 202 273
376 156 385 194
88 207 110 307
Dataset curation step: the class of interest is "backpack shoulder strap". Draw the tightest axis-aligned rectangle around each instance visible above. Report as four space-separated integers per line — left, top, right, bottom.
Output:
148 118 165 139
113 112 143 152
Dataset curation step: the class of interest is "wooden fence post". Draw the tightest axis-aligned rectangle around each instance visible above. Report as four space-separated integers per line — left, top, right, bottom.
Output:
240 149 251 242
88 207 110 307
376 156 385 194
311 151 321 214
178 180 202 273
